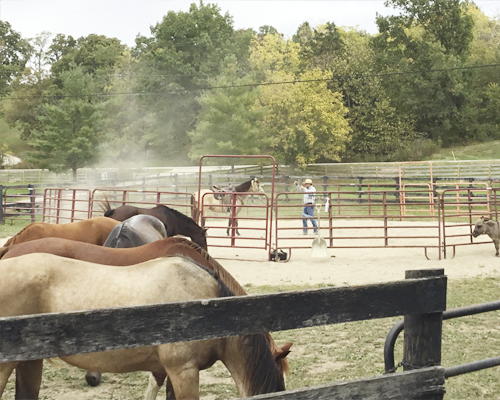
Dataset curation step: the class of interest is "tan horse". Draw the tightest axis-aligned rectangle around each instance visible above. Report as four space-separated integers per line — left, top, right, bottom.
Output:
192 178 265 236
3 217 120 246
0 253 291 400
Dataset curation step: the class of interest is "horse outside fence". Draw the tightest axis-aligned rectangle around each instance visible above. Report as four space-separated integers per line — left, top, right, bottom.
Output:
0 267 447 399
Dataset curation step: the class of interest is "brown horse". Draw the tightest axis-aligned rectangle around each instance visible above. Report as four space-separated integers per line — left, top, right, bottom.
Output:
0 254 290 400
192 178 265 236
103 204 208 250
3 217 120 247
0 237 290 399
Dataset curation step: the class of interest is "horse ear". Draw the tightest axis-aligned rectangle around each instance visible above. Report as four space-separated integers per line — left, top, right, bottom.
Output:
484 217 491 222
203 228 208 232
275 342 293 360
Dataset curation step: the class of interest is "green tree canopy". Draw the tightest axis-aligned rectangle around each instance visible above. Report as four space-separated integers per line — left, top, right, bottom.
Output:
131 1 247 164
27 66 107 180
0 21 32 96
259 69 351 168
188 56 265 161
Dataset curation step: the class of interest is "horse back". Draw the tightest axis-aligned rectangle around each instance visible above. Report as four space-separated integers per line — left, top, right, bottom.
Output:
105 205 140 222
0 254 221 316
3 222 53 246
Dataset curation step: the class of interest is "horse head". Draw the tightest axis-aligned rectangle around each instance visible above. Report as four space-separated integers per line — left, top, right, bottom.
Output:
473 216 489 238
250 178 265 194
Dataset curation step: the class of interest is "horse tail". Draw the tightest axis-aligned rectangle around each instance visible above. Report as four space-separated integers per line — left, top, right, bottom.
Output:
98 193 114 216
0 246 9 260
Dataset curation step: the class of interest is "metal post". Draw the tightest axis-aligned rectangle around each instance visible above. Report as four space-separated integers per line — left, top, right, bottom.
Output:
28 184 35 223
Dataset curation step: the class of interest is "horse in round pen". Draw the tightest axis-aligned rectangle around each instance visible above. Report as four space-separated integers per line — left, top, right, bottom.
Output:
192 178 265 236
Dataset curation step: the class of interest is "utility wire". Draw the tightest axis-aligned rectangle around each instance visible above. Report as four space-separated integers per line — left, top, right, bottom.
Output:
3 62 500 101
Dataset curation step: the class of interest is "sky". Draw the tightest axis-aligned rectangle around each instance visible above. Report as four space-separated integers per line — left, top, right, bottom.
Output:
2 0 500 47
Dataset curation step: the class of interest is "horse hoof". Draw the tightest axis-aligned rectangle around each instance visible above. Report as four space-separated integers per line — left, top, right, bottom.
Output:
85 371 102 387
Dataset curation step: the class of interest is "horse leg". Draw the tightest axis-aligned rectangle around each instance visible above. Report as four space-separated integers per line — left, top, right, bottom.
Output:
145 371 174 400
0 362 17 397
15 360 43 400
144 373 162 400
227 218 231 236
85 370 101 387
165 366 199 400
235 218 240 236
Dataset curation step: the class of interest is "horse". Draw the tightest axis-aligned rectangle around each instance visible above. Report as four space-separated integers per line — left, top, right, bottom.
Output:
0 234 286 398
0 254 291 400
103 204 208 250
192 178 265 236
103 214 167 248
3 217 120 247
472 216 500 256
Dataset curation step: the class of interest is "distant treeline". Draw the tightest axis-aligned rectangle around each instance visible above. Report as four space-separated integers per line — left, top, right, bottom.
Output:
1 0 500 178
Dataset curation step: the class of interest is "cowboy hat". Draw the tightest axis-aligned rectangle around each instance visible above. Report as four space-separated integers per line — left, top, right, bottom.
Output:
304 179 313 184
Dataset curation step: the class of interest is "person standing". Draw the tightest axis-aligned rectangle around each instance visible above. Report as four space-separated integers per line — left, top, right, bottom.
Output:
294 179 318 235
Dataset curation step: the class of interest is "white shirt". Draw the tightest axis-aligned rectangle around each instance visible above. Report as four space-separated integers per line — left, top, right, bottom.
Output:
301 185 316 204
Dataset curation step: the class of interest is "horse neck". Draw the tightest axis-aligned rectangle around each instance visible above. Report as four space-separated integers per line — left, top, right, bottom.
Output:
4 223 37 246
167 238 246 296
234 180 252 193
222 334 284 397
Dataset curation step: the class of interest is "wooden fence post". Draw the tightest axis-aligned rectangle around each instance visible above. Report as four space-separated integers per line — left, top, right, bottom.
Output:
404 268 446 400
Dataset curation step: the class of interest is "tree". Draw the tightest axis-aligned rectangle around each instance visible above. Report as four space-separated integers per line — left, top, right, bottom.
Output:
372 0 477 146
51 34 127 91
27 66 107 180
259 69 351 168
0 21 32 96
132 1 252 164
188 56 265 161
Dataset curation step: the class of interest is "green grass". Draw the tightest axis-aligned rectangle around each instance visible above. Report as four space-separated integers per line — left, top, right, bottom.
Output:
427 140 500 161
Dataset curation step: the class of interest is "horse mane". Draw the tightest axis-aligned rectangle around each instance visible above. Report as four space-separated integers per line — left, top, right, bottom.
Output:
234 179 254 193
244 334 286 395
167 237 246 296
155 205 204 231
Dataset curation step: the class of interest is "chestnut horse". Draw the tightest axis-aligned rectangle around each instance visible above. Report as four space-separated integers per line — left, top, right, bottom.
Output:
3 217 120 247
192 178 265 236
103 204 208 250
0 254 290 400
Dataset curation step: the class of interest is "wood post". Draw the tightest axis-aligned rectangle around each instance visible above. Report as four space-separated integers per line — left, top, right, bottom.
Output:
404 268 446 400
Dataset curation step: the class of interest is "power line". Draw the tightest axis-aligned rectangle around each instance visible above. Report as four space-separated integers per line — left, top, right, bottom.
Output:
3 62 500 101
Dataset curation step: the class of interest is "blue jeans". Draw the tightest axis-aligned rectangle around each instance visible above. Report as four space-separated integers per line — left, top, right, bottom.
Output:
302 205 318 234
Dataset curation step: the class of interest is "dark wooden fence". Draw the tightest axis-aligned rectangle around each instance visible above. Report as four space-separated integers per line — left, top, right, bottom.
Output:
0 269 447 399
